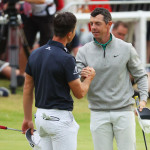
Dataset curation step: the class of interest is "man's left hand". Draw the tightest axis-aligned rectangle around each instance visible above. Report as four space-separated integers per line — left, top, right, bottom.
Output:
139 100 147 112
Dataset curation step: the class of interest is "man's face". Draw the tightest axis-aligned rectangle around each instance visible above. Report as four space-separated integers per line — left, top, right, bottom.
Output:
112 25 128 41
90 14 112 42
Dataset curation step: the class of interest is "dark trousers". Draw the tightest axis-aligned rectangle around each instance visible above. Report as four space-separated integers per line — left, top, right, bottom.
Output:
23 15 54 49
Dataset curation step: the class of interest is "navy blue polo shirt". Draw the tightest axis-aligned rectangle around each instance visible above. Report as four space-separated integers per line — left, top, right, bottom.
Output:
25 40 79 111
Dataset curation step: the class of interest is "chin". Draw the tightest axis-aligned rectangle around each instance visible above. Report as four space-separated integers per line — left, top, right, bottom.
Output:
93 35 100 39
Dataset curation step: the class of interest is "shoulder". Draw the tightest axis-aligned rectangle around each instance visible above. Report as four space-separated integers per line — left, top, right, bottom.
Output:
78 41 95 53
113 36 132 47
31 45 47 55
112 36 133 52
28 45 48 63
53 48 76 65
64 53 76 63
82 41 95 48
84 41 95 47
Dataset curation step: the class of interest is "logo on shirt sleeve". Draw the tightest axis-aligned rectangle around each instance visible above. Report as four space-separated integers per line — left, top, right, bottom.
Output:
73 66 79 75
45 47 51 50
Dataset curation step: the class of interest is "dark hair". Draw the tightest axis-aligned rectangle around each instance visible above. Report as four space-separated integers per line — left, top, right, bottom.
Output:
113 21 128 30
91 8 112 24
54 12 77 38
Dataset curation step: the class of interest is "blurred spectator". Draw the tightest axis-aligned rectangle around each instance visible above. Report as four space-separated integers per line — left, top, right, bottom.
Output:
0 60 25 86
0 23 8 61
67 33 80 56
57 0 80 57
111 21 134 44
111 21 128 41
0 1 27 86
78 23 93 46
0 1 8 61
22 0 56 50
0 60 19 79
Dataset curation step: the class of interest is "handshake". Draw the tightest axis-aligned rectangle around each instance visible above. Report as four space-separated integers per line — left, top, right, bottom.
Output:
80 66 96 80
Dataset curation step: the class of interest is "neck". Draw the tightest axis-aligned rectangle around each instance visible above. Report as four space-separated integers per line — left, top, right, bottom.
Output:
52 36 68 47
96 33 111 44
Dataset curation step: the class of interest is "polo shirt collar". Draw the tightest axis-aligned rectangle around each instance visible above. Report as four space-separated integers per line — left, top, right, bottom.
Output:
93 33 112 57
48 40 69 53
94 33 112 50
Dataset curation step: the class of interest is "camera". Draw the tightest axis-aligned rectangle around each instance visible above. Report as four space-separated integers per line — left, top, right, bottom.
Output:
3 0 20 26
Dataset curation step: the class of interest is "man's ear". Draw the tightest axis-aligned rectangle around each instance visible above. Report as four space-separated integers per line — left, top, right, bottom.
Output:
66 31 72 42
67 31 72 39
108 21 113 27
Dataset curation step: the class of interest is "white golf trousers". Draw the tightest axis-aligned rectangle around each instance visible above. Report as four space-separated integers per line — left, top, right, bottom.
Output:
34 108 79 150
90 110 136 150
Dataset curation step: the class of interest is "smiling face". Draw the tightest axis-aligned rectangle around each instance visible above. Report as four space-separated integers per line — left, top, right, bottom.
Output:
90 14 112 43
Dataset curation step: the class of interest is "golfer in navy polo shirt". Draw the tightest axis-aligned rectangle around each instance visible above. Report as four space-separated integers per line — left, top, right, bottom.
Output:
22 12 95 150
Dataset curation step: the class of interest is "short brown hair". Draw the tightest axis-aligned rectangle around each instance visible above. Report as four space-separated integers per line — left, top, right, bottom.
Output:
113 21 128 30
91 8 112 24
54 12 77 38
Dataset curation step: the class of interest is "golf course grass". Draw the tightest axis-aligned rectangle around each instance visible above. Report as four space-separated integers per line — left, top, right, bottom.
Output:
0 78 150 150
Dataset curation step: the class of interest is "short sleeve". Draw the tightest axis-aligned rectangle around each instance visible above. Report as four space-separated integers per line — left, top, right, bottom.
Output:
25 60 32 76
63 56 79 82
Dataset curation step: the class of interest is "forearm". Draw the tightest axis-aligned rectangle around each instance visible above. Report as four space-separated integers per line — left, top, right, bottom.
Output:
79 77 93 98
23 74 34 121
23 89 33 121
69 75 95 99
137 74 148 102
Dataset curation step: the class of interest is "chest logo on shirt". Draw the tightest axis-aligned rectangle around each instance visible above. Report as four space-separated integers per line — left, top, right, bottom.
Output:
45 47 51 50
114 54 119 57
73 66 79 75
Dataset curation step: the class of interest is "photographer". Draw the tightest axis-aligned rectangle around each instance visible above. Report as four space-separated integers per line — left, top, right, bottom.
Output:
0 0 26 86
21 0 56 50
0 0 56 52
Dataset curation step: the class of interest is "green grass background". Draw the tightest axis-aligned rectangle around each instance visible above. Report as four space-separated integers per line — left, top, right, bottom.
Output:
0 78 150 150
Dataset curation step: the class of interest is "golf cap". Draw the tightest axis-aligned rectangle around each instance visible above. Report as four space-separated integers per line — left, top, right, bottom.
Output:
25 129 41 150
137 108 150 133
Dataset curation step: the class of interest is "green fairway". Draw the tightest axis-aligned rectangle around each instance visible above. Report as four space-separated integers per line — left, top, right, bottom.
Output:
0 78 150 150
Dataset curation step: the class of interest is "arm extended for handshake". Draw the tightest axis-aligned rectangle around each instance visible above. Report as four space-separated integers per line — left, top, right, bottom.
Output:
69 66 96 99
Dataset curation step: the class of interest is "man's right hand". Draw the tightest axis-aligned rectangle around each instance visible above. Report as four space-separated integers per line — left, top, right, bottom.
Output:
69 66 96 99
22 119 34 135
81 66 96 80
